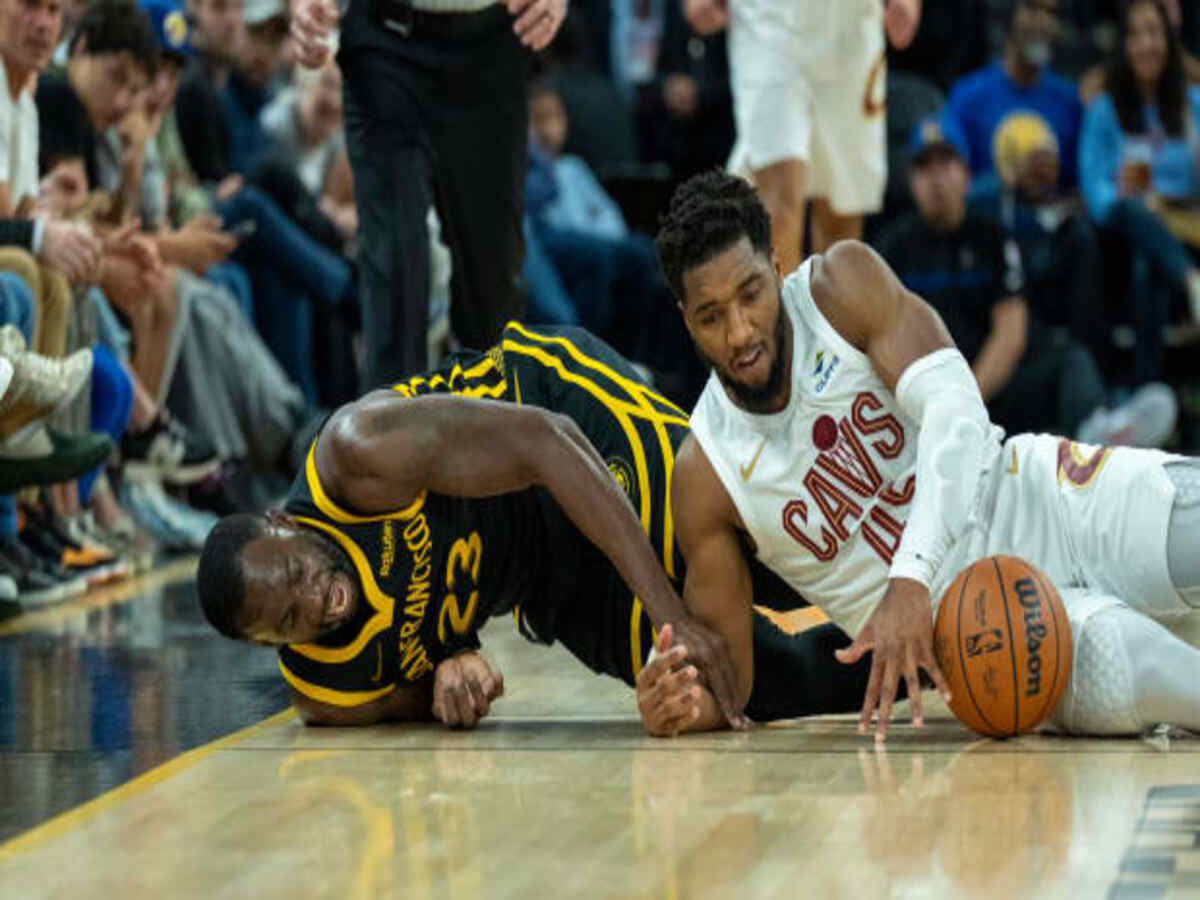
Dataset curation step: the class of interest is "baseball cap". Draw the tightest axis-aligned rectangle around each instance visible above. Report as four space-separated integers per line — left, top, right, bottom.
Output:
139 0 192 59
908 114 969 165
242 0 288 26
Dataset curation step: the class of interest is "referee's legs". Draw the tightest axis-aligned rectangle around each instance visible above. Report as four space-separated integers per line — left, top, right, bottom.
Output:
343 50 435 388
432 34 530 352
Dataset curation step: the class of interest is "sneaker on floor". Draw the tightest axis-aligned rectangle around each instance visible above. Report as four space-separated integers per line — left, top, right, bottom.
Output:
0 428 114 493
121 481 216 551
1076 382 1179 449
0 329 93 436
0 535 83 604
122 417 221 486
0 552 18 601
186 461 259 516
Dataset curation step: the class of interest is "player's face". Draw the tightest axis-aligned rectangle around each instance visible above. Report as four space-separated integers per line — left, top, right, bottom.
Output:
1126 1 1168 88
237 526 360 645
909 148 969 232
680 236 791 414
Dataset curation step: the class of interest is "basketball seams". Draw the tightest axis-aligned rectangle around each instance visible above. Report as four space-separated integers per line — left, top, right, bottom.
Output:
993 557 1020 737
1032 567 1068 722
956 561 1000 736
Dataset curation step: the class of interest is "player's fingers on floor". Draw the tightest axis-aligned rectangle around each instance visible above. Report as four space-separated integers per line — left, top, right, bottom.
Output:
465 676 489 717
904 649 924 728
858 656 883 735
664 664 698 695
921 646 953 702
875 656 902 743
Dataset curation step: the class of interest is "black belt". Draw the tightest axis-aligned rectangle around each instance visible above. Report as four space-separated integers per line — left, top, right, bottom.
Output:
376 1 508 38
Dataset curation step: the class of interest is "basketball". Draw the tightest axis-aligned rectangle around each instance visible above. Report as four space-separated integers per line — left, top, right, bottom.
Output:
932 556 1072 738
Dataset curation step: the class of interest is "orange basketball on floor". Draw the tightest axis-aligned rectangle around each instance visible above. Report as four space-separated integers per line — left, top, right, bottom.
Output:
932 556 1072 738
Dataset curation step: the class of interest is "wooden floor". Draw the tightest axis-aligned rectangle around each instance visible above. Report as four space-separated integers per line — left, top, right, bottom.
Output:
1 567 1199 899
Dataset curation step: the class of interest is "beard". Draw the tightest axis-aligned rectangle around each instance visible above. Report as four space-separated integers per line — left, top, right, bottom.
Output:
304 531 360 637
693 293 791 414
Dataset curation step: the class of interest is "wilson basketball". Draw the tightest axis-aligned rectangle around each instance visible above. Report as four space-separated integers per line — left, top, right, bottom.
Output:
932 556 1072 738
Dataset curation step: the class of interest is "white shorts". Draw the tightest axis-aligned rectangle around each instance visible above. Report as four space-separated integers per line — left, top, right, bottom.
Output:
934 433 1188 625
727 0 887 214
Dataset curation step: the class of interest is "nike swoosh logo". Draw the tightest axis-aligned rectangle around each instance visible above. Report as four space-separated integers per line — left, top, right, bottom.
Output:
371 643 384 683
1006 446 1019 476
739 435 769 481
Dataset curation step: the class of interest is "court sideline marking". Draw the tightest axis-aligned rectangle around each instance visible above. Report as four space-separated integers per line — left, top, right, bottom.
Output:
0 708 297 861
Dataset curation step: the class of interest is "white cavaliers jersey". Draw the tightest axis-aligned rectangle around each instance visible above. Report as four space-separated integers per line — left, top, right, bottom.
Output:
690 260 927 637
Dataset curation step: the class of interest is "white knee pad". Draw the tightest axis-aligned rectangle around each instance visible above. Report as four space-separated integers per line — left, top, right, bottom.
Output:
1048 601 1142 736
1166 461 1200 609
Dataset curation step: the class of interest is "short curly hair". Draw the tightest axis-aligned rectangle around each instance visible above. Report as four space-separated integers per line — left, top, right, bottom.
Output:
196 513 268 640
654 170 773 307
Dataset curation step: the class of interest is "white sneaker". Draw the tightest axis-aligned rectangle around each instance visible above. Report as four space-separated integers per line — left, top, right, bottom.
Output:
1076 382 1178 448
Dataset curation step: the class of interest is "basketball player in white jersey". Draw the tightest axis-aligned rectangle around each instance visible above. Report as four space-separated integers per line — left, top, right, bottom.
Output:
634 171 1200 741
684 0 919 273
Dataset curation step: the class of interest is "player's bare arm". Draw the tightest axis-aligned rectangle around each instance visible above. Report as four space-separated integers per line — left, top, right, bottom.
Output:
668 433 756 731
813 240 979 741
316 390 745 725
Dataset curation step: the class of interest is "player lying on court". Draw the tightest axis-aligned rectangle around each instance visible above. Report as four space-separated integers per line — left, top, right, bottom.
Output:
196 323 876 731
634 171 1200 741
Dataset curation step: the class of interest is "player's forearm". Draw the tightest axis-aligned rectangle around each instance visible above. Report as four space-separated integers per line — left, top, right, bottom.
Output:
890 349 992 589
541 417 686 626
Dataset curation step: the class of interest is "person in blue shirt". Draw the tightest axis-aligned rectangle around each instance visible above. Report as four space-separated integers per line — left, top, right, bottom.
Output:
1079 0 1200 385
946 0 1083 191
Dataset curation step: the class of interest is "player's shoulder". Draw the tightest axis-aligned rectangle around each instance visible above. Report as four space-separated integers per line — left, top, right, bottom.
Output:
1040 68 1084 109
673 433 739 530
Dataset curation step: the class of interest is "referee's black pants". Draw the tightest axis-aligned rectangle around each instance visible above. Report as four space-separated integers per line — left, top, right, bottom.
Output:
340 5 530 388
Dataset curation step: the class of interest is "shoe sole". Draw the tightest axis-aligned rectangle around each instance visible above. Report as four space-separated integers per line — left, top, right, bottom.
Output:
124 457 222 486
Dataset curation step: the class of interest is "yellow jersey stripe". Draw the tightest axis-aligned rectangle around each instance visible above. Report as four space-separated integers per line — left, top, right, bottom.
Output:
305 441 426 524
287 516 395 664
506 324 683 577
279 658 394 707
630 598 645 678
502 340 653 533
507 322 690 426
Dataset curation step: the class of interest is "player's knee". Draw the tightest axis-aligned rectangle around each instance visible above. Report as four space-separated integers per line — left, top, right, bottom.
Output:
1049 605 1142 736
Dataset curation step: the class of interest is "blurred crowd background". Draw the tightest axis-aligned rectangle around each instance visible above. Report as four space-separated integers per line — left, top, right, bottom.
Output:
0 0 1195 609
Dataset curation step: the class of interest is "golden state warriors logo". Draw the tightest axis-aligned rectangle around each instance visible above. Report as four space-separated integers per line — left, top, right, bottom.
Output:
164 10 189 49
606 456 635 500
486 344 506 376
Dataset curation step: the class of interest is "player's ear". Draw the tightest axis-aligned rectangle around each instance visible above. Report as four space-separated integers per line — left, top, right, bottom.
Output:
265 508 297 530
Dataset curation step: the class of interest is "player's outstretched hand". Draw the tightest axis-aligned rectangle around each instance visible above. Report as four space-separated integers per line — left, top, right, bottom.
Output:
432 651 505 729
669 617 748 730
637 625 703 736
835 578 950 743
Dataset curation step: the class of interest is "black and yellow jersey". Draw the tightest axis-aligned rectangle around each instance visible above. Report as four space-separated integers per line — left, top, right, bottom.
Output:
277 323 693 708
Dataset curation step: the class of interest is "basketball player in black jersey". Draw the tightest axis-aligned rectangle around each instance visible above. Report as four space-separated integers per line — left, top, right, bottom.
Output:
196 323 870 730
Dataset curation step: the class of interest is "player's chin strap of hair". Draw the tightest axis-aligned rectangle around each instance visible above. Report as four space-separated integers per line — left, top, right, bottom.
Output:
889 347 994 590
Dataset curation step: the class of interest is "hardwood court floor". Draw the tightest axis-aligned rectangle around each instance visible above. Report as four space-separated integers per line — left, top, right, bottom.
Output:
1 566 1199 899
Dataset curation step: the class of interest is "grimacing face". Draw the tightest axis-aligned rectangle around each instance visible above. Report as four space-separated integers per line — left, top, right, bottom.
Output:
679 237 791 414
237 521 360 646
